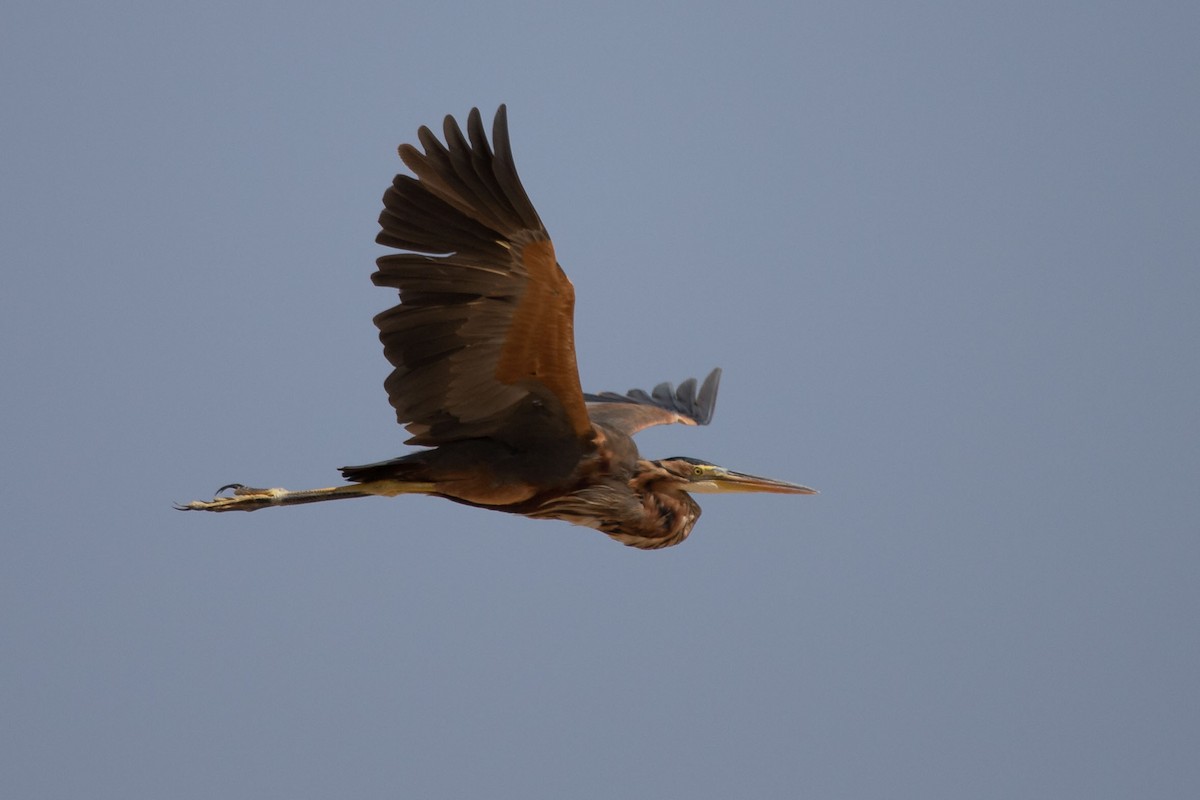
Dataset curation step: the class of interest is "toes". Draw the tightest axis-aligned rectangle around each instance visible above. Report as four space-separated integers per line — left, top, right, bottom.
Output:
216 484 272 497
177 485 280 512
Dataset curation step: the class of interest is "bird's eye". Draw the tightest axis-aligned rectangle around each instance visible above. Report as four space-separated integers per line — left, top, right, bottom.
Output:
693 466 704 476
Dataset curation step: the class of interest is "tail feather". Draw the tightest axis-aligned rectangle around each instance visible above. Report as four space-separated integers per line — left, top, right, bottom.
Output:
339 456 429 484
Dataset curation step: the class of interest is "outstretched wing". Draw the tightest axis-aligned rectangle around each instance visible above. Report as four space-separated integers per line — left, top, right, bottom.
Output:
584 368 722 436
372 106 593 450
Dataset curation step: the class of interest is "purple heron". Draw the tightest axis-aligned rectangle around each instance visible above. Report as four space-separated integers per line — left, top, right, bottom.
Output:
180 106 815 549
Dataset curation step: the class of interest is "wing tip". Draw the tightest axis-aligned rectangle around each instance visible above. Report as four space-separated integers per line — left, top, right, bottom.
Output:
583 367 722 425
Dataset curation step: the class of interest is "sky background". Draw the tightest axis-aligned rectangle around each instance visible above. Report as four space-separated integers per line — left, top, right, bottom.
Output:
3 1 1198 797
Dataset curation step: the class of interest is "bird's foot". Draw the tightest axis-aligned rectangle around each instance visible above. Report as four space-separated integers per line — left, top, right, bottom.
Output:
175 483 286 512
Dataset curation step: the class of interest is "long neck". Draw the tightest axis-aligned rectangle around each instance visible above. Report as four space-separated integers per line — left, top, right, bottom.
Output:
594 464 701 549
605 487 700 550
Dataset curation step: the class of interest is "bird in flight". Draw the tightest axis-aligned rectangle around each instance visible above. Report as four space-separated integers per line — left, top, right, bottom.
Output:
180 106 815 548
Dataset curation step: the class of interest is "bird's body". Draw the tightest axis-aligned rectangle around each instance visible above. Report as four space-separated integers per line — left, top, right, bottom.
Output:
181 106 815 548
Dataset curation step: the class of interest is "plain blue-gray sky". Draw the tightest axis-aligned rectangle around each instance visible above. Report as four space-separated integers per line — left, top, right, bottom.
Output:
3 1 1198 797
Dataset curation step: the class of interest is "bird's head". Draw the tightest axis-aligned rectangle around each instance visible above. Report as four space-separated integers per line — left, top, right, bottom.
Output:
651 456 817 496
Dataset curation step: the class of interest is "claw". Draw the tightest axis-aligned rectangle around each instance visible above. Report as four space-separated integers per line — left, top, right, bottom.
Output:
175 484 283 512
215 483 273 497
